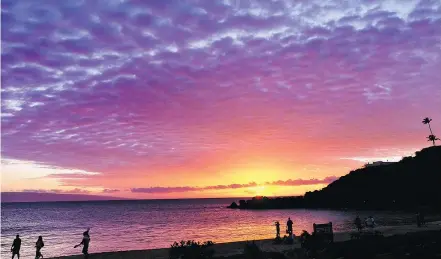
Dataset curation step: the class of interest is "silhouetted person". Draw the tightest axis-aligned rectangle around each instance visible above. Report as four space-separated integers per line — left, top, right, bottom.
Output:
35 236 44 259
354 215 362 232
11 235 21 259
416 212 421 227
74 228 90 259
365 216 375 232
275 221 280 238
287 217 293 235
420 211 426 226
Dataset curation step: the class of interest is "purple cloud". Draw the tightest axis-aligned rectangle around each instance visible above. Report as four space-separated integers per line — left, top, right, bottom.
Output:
1 0 441 192
1 192 124 203
22 188 90 194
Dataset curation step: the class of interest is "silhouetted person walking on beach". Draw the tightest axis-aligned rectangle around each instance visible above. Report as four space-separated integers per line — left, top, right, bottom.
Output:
11 235 21 259
354 215 362 232
74 228 90 259
416 212 421 227
35 236 44 259
420 211 426 226
287 218 293 235
275 221 280 238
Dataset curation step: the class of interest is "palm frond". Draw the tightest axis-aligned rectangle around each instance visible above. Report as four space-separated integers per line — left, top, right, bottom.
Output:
427 135 439 141
422 117 432 124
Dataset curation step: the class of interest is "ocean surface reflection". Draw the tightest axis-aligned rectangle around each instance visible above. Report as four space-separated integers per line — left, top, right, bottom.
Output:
1 199 417 258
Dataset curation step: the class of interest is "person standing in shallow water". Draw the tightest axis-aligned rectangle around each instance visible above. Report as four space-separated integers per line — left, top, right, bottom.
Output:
287 218 293 235
275 221 281 238
11 234 21 259
74 228 91 259
35 236 44 259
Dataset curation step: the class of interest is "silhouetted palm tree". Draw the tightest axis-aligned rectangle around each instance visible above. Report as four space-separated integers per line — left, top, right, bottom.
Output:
422 117 434 135
427 134 440 146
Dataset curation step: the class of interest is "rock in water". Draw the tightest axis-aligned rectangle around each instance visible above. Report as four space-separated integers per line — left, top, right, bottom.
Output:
227 202 239 209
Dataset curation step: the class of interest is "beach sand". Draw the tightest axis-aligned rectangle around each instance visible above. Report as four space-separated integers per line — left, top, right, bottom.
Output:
49 221 441 259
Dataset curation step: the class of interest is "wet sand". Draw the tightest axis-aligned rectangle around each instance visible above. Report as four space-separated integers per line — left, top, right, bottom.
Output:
49 221 441 259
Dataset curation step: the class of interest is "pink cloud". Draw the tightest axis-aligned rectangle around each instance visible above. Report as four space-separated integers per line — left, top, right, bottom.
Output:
102 189 121 194
266 176 339 186
1 192 124 203
1 0 440 196
131 177 337 193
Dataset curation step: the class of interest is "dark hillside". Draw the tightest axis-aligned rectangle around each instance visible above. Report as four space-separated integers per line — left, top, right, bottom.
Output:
229 146 441 211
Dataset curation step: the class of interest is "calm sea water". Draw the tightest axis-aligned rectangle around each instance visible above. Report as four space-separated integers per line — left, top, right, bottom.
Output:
1 198 418 258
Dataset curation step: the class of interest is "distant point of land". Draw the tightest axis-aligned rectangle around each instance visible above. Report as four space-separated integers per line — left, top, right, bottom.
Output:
228 146 441 211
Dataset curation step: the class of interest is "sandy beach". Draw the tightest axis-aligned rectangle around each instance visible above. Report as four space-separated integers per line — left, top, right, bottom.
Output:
49 221 441 259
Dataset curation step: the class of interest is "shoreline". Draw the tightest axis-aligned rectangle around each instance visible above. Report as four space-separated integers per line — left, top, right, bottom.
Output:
49 221 441 259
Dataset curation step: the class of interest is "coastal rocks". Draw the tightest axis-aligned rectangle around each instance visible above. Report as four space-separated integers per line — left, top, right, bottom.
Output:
227 202 239 209
226 200 249 209
227 197 305 210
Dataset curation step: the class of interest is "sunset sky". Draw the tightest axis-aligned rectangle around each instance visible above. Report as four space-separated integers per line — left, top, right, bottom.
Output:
1 0 441 200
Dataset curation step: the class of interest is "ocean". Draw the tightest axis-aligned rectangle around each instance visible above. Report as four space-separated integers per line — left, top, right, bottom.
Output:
1 198 418 258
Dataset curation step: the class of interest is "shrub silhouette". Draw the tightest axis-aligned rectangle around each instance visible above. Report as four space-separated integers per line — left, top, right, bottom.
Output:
243 241 264 259
243 241 263 259
169 240 215 259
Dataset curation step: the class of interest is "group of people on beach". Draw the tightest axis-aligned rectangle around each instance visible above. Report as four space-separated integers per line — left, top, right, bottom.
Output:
274 215 376 237
274 217 294 239
11 235 44 259
354 212 428 232
10 228 91 259
354 215 376 232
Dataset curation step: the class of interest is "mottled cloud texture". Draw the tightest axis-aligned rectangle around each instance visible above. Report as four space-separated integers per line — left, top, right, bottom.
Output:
2 0 441 198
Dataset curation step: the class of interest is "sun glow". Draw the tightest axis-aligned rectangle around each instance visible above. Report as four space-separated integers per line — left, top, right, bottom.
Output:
247 185 266 196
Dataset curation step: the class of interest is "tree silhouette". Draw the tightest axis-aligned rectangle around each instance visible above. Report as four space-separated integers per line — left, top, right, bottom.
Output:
427 134 440 146
422 117 434 135
423 117 439 146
